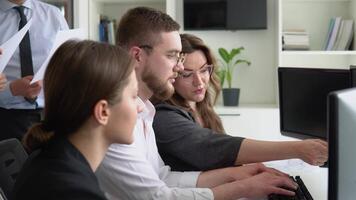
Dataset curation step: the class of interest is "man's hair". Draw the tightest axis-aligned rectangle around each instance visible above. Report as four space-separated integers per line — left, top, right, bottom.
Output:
116 7 180 49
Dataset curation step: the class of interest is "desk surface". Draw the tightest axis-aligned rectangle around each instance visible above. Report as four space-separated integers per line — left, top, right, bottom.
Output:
215 106 328 200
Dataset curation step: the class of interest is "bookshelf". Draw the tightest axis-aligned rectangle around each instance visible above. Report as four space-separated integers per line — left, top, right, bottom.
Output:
87 0 167 42
278 0 356 69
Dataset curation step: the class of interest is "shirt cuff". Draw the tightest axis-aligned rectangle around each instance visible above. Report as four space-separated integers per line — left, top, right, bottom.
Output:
178 171 202 188
0 82 14 102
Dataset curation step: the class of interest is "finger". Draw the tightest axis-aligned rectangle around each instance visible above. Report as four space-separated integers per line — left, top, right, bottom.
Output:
316 139 328 147
23 75 34 81
265 167 289 177
270 187 295 196
28 88 41 96
29 82 41 88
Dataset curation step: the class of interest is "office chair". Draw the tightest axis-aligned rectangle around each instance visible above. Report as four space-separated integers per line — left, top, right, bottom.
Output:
0 138 28 199
0 187 7 200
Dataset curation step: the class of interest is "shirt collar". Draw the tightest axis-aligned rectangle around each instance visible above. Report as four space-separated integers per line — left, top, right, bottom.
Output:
137 97 156 121
0 0 32 12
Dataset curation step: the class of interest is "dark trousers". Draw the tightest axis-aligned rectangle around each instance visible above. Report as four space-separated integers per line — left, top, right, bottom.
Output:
0 107 43 141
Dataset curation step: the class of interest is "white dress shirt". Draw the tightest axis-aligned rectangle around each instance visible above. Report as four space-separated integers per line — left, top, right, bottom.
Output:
96 98 214 200
0 0 68 109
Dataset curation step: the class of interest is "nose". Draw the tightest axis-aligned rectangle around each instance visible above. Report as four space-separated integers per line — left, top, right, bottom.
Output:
192 72 204 87
174 61 184 72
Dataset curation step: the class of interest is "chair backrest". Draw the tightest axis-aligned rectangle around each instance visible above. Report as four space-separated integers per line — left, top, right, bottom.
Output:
0 187 7 200
0 138 28 198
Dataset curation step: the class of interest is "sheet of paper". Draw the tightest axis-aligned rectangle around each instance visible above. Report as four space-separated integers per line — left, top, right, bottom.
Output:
0 18 33 73
31 29 86 84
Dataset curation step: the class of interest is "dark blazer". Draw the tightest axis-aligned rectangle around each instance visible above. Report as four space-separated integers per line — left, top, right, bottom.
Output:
12 136 107 200
153 102 244 171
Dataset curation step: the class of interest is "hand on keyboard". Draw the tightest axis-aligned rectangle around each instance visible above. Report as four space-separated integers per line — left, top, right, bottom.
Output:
239 172 297 199
268 176 314 200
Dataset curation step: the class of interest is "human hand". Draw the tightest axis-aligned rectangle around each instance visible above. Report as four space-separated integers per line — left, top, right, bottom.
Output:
229 163 289 180
0 73 7 91
297 139 328 166
238 172 297 199
9 76 42 99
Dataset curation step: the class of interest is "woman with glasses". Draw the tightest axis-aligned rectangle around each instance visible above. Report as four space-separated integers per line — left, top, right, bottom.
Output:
152 33 328 171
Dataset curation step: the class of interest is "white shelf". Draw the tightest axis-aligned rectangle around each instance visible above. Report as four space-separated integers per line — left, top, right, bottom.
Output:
278 0 356 68
88 0 166 41
281 51 356 55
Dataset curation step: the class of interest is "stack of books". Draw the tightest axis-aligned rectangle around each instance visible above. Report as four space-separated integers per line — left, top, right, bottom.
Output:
99 15 117 45
324 17 354 51
282 30 310 50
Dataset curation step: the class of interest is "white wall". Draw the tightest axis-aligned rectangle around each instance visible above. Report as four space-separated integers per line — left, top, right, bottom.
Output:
174 0 278 105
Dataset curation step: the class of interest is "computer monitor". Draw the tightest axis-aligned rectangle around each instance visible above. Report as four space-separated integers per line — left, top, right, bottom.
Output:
278 67 351 139
328 87 356 200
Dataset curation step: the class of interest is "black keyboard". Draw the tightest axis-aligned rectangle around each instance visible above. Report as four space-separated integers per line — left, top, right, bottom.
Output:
268 176 313 200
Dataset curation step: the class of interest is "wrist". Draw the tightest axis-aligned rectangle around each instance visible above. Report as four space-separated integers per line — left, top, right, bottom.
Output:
228 167 239 182
212 181 246 200
291 141 303 159
9 82 18 96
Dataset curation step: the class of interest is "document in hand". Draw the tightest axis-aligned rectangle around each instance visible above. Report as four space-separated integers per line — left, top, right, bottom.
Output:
30 29 86 84
0 18 33 73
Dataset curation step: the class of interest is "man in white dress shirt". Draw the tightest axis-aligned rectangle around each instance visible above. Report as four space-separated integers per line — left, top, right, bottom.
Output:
96 7 297 200
0 0 68 141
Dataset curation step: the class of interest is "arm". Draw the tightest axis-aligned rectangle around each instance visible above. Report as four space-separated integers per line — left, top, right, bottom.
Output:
153 104 244 171
96 143 213 200
236 139 328 166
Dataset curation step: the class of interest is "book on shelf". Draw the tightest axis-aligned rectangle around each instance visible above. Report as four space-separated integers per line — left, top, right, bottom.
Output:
324 17 354 51
323 17 335 50
282 29 310 50
334 20 354 50
99 15 117 45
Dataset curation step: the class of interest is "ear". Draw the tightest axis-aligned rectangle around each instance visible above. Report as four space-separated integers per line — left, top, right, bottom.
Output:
93 100 110 125
129 46 143 62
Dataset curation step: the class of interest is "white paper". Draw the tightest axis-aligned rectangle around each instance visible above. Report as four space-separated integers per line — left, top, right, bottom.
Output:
31 29 86 84
0 18 33 73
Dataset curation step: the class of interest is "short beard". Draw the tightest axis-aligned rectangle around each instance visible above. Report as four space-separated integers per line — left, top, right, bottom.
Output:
142 69 174 101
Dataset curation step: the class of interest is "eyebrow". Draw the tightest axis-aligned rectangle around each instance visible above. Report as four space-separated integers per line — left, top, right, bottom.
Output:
166 49 181 54
183 62 208 71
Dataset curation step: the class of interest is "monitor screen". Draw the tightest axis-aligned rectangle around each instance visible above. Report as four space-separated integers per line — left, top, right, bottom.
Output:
183 0 267 30
328 88 356 200
278 67 351 139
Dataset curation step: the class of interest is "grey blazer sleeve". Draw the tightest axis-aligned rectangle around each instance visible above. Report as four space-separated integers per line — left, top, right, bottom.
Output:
153 103 244 171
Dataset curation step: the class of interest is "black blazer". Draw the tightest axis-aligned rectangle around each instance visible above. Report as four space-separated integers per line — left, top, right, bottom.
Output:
12 136 107 200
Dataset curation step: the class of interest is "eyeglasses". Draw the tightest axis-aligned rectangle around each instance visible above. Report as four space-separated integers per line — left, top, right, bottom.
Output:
178 64 214 79
138 44 186 65
176 52 186 65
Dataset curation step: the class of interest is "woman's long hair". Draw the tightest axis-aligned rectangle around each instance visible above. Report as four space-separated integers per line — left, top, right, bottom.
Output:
166 34 225 133
22 40 135 152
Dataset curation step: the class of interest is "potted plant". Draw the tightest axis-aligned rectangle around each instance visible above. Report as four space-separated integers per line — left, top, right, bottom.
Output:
217 47 251 106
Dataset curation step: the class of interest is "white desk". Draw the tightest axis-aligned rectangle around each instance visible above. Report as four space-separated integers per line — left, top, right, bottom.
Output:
214 105 328 200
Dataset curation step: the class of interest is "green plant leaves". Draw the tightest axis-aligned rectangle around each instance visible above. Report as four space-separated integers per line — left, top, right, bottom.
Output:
218 48 230 63
217 47 250 88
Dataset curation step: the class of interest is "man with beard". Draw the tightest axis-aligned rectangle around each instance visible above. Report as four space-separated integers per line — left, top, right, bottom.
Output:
96 7 297 200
